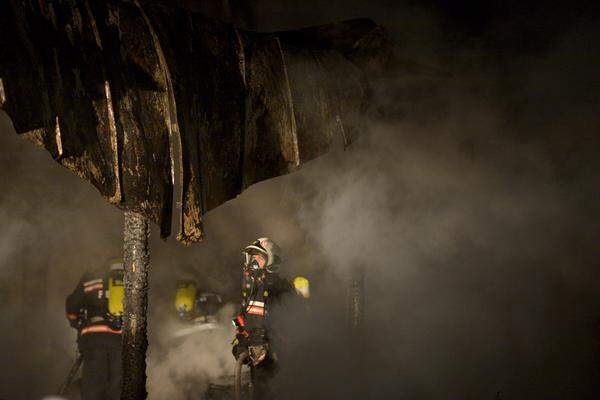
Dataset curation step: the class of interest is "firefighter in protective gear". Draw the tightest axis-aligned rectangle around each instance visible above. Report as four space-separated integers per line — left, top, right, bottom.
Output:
65 258 124 400
175 279 223 323
172 279 224 339
232 238 310 399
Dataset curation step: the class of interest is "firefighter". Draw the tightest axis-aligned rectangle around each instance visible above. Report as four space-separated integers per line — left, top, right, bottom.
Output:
175 279 223 323
232 238 310 399
65 258 124 400
172 279 224 340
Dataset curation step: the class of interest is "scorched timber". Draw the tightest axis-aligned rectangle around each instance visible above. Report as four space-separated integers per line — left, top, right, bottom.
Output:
0 1 390 243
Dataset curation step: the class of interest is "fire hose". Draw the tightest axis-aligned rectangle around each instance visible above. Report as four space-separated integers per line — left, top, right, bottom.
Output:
234 351 253 400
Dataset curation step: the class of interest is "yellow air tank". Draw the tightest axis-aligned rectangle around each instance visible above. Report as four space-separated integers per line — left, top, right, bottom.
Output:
293 276 310 299
107 272 125 317
175 280 197 314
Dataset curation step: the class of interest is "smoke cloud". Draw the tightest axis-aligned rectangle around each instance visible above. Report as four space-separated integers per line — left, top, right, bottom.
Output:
147 304 236 400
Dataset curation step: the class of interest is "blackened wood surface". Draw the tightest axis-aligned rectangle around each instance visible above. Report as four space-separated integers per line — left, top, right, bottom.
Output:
241 33 300 188
146 7 249 243
117 2 174 238
0 1 390 243
122 211 150 400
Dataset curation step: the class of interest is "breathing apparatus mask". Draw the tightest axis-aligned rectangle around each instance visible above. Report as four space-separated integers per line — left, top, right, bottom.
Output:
242 237 281 275
244 250 265 278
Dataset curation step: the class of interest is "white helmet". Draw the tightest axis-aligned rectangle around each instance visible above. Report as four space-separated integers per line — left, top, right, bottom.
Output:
243 237 281 273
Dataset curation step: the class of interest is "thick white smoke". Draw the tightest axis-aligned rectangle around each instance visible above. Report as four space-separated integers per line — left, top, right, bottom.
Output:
147 304 236 400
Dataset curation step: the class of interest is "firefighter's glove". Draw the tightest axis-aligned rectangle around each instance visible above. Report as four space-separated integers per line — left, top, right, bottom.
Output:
235 332 249 343
66 313 82 329
232 334 248 360
248 344 269 367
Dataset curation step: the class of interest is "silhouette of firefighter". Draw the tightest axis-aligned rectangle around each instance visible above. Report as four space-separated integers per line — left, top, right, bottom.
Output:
231 238 310 399
65 258 124 400
172 278 224 339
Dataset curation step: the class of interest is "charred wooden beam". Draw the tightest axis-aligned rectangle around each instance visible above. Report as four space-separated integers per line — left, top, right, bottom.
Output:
122 211 151 400
0 0 390 244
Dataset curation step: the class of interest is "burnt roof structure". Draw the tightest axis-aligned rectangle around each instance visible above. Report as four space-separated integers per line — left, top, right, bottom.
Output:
0 0 390 243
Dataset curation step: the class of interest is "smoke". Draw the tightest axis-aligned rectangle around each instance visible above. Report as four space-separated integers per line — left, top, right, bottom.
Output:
246 4 600 399
0 112 123 399
1 1 600 399
147 304 236 400
275 95 600 399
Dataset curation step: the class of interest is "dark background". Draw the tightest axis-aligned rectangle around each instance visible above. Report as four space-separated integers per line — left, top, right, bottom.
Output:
1 0 599 399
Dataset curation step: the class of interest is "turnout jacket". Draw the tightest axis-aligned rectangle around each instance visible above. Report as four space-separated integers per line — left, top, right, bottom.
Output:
65 269 122 350
235 269 292 342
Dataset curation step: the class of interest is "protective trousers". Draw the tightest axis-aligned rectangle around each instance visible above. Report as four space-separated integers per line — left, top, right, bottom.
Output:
81 347 122 400
253 355 278 400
